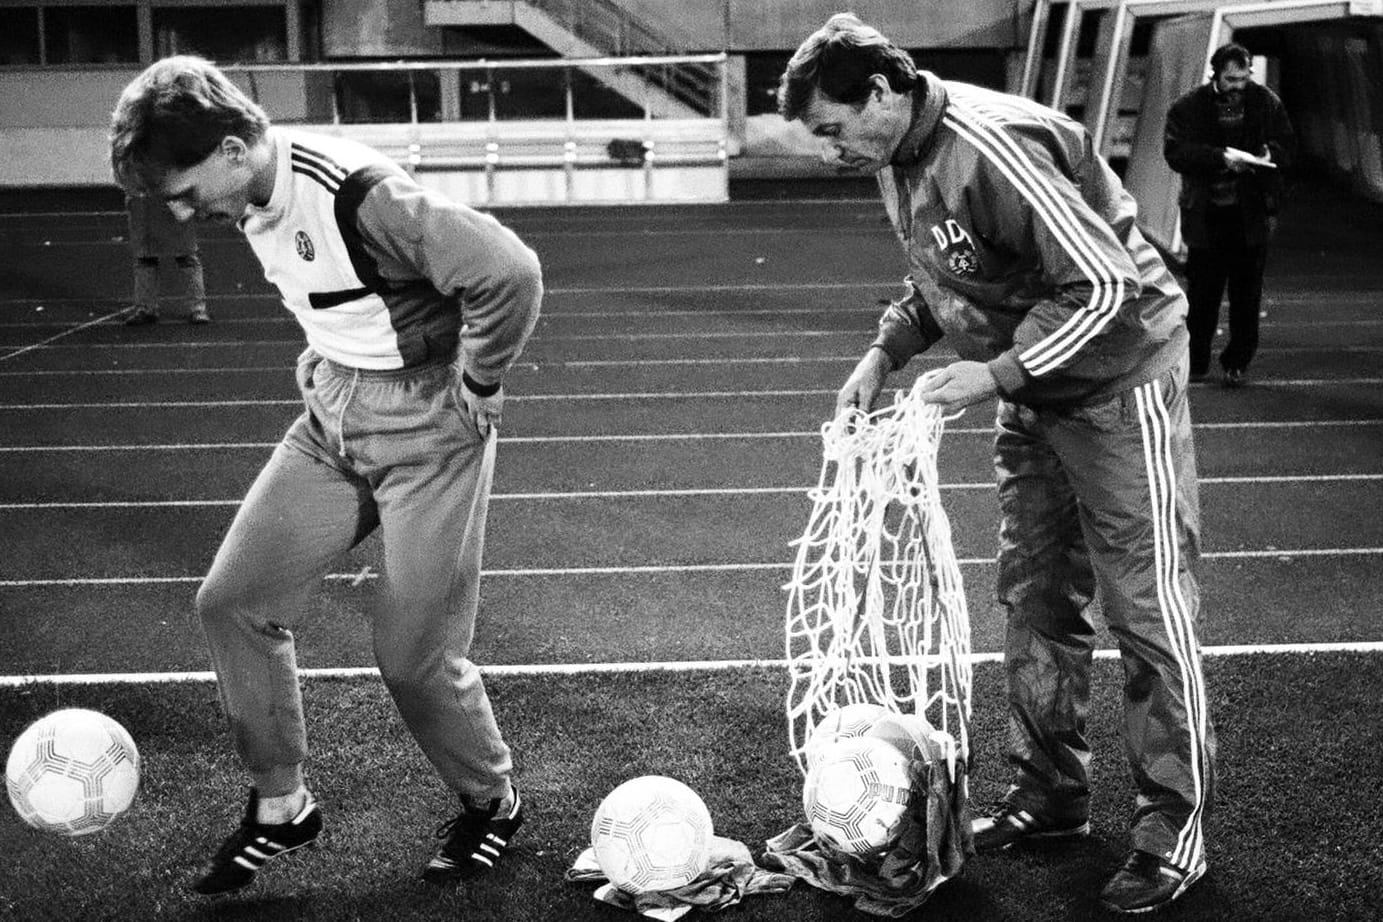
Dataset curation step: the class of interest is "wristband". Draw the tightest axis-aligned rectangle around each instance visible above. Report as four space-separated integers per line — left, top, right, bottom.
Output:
462 371 500 397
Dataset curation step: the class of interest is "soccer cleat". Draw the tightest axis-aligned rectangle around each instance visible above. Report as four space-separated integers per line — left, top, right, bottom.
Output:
1099 849 1206 914
190 789 322 895
422 787 524 884
1221 368 1247 388
187 305 212 324
971 801 1090 851
124 306 159 326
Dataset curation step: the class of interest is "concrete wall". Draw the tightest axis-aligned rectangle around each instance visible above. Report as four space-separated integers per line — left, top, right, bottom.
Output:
402 0 1022 55
322 0 444 57
724 0 1021 51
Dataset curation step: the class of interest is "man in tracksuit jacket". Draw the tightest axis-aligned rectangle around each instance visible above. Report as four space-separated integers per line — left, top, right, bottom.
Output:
110 56 541 895
780 16 1214 914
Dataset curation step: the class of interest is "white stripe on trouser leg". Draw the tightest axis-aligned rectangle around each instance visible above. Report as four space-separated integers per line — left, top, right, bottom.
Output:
1136 380 1210 871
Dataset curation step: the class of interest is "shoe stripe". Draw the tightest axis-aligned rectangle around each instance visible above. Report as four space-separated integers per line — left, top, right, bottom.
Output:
470 853 494 868
233 856 260 871
244 846 272 860
1135 381 1211 873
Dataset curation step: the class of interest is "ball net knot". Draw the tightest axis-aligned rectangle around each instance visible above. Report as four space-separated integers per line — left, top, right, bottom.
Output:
784 374 973 778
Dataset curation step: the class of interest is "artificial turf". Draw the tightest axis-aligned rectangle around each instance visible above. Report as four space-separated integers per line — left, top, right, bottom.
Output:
2 652 1378 921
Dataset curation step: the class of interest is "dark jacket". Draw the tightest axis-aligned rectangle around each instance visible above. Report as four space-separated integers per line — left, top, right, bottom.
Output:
1164 81 1295 247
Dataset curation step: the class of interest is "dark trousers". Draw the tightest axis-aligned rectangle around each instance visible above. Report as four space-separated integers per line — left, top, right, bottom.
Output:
1184 208 1268 376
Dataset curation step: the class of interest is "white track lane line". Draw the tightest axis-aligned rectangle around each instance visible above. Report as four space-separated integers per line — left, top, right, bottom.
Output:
3 641 1382 687
2 547 1380 588
0 419 1380 453
1 474 1379 510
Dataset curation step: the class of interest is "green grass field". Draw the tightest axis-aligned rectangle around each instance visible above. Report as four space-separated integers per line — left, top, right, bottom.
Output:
3 653 1378 922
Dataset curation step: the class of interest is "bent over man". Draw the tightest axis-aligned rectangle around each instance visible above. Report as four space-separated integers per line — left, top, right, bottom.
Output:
110 56 542 895
779 15 1215 914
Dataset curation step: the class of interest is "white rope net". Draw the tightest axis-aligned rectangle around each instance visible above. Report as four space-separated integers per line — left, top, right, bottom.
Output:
785 376 973 777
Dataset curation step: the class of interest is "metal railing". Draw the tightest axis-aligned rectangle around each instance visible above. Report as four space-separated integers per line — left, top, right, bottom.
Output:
223 54 728 126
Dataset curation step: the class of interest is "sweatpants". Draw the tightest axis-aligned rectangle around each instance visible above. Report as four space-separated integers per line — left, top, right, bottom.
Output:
992 361 1215 873
196 349 513 803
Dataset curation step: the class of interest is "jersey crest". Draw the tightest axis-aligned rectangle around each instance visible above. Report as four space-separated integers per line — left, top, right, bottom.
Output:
294 230 316 262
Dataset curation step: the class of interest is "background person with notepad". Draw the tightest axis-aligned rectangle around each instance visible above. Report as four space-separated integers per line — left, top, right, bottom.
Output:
1165 43 1296 388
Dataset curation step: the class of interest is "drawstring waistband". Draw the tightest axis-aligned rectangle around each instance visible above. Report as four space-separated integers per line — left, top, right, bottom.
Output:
312 356 452 460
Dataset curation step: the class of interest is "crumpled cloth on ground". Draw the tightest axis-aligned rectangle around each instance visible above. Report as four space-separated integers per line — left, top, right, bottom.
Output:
566 834 796 920
761 714 974 917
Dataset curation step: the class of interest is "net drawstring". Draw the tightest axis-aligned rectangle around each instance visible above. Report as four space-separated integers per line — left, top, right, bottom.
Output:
785 375 973 778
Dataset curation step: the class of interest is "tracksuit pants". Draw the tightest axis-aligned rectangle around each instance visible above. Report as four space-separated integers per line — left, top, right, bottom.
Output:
132 253 207 314
196 349 513 804
993 361 1215 873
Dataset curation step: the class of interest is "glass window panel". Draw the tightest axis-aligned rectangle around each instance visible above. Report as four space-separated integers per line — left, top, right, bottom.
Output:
0 8 40 66
154 6 287 63
334 70 439 124
43 5 138 64
491 67 567 121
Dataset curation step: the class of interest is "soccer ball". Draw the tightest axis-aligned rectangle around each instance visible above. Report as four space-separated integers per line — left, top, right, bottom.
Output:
5 708 140 836
803 702 890 768
590 775 714 894
803 735 913 856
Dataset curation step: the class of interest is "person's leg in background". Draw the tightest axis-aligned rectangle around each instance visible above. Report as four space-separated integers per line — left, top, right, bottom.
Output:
1219 243 1267 385
1183 246 1229 381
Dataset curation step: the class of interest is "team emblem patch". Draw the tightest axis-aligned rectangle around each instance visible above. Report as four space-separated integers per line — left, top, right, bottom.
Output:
947 248 979 276
295 230 316 262
930 219 980 278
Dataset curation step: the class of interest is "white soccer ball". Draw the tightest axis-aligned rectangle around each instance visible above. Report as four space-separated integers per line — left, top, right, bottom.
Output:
590 775 714 894
5 708 140 836
803 702 891 768
803 735 913 856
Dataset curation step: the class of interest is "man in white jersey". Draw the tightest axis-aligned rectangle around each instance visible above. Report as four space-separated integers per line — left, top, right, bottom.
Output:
778 16 1215 914
109 57 541 895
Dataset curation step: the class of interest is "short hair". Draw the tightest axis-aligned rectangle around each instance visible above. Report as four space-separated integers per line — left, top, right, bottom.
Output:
777 13 919 122
1210 43 1252 75
109 55 270 192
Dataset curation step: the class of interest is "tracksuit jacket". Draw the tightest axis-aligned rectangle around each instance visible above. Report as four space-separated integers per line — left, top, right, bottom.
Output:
868 74 1214 872
871 76 1188 404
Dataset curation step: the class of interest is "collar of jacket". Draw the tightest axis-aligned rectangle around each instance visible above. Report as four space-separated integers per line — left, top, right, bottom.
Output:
890 72 948 169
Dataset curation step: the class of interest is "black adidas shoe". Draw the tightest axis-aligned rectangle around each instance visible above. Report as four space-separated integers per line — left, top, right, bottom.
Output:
190 789 322 895
971 801 1090 851
421 788 524 884
1100 849 1206 914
